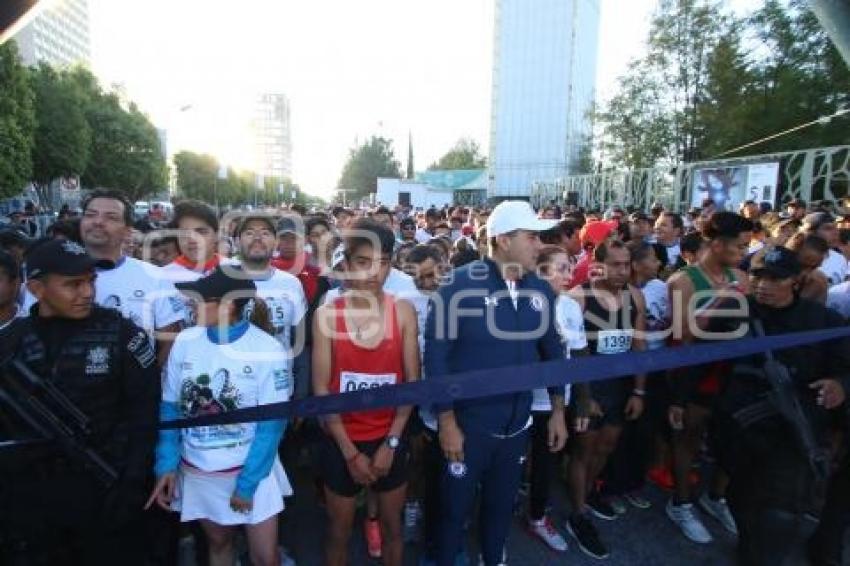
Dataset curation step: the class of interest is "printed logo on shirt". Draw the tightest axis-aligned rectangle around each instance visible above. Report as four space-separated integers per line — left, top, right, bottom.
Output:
85 346 111 375
181 368 241 417
243 365 253 375
530 295 544 312
273 368 290 392
448 461 467 478
133 289 145 298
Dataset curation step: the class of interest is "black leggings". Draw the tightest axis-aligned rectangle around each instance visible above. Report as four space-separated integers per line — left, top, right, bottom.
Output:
529 411 560 520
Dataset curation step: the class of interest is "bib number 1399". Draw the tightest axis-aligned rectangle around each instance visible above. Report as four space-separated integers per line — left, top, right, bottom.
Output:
597 330 633 355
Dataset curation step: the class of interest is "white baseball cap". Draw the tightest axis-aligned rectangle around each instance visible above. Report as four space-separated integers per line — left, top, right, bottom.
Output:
486 201 558 236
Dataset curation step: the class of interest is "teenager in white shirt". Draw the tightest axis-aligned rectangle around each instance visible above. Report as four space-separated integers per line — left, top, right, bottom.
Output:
147 266 293 566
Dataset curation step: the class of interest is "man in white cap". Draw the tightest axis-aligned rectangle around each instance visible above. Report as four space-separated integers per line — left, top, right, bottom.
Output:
424 200 568 565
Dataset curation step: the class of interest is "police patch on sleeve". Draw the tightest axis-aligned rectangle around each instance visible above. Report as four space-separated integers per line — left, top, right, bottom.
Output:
127 330 156 369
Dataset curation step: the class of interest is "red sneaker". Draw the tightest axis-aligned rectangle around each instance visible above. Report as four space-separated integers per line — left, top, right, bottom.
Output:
364 517 382 559
648 466 674 491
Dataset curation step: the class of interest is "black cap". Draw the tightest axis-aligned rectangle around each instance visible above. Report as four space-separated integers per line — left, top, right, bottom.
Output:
175 265 257 301
802 212 835 232
629 211 650 223
24 239 113 279
276 216 300 235
399 217 416 228
787 198 806 209
236 214 277 236
0 228 31 249
750 246 801 279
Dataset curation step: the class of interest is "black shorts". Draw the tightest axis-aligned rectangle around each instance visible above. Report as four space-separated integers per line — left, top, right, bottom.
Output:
319 435 410 497
588 377 630 430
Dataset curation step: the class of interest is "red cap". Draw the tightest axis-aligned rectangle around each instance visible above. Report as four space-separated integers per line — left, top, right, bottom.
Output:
461 225 474 236
580 220 618 247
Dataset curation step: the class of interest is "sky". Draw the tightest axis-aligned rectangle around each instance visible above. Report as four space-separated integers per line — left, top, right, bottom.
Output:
85 0 754 199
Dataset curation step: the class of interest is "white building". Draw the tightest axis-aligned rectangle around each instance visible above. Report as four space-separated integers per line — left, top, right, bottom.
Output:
377 170 487 209
488 0 600 199
253 93 293 181
13 0 90 68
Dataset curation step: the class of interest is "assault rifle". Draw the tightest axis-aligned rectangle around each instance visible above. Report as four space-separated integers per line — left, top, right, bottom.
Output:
752 319 831 482
0 358 119 488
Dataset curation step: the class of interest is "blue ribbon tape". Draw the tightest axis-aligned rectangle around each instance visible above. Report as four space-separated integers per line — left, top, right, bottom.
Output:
159 325 850 430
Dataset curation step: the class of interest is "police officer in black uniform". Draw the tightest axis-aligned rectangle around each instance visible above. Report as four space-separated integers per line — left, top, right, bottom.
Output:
713 246 850 566
0 239 160 565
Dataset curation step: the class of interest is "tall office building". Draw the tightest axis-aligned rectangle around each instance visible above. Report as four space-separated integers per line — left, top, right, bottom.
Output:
253 93 293 182
488 0 600 199
13 0 91 68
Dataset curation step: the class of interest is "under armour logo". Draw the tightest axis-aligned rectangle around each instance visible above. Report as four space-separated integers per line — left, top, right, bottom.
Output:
484 296 499 307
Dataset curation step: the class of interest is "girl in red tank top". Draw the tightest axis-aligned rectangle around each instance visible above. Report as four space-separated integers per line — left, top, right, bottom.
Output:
311 219 420 566
329 294 404 440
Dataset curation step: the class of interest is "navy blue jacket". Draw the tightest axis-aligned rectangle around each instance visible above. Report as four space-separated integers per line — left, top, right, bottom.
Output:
423 257 565 435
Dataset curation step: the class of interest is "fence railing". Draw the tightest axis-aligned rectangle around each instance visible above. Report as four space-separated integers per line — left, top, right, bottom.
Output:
529 145 850 212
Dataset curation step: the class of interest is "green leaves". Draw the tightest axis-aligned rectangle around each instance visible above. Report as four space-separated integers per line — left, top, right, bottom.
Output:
337 136 402 199
428 138 487 171
0 41 35 199
596 0 850 171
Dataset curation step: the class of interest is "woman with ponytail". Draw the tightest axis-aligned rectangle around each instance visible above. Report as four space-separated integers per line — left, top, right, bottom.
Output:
147 266 294 566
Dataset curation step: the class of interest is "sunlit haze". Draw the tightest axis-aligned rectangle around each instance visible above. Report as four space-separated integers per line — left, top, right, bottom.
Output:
87 1 752 199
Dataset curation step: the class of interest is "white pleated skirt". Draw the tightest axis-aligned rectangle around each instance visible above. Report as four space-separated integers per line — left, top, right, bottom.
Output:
172 457 293 525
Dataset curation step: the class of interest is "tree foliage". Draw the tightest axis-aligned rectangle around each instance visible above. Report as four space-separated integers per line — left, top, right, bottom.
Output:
595 0 850 170
30 63 91 206
428 137 487 170
336 136 401 199
174 150 309 207
0 41 35 199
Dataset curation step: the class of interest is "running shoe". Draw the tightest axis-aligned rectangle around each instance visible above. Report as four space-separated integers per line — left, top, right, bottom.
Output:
608 496 628 516
364 517 382 559
566 514 609 559
527 516 568 552
623 491 652 509
586 492 618 521
698 493 738 535
666 500 712 544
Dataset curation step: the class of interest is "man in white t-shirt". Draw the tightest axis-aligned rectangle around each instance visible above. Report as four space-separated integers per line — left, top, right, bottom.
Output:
827 281 850 319
802 212 848 287
232 213 307 367
79 190 184 363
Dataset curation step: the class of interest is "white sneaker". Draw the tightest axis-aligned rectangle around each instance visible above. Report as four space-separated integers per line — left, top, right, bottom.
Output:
527 516 568 552
666 500 713 544
699 493 738 536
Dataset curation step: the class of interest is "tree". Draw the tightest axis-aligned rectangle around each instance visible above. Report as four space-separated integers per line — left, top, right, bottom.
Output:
428 138 487 170
336 136 402 199
174 151 218 202
0 41 35 199
69 67 167 202
30 63 91 208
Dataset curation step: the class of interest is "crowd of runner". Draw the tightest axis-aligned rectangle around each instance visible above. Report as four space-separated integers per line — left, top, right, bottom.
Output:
1 191 850 566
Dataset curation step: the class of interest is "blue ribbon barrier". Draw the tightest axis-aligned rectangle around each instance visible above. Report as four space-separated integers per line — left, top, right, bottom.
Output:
159 325 850 430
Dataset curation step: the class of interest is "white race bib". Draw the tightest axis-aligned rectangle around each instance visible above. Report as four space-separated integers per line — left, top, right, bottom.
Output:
596 329 633 355
339 371 397 394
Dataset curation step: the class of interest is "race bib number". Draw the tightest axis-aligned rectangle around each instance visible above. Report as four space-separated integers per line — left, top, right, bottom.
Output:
596 329 633 355
340 371 397 393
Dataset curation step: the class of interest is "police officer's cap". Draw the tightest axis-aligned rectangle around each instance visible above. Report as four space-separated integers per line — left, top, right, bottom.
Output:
175 265 256 302
24 239 113 279
750 246 801 280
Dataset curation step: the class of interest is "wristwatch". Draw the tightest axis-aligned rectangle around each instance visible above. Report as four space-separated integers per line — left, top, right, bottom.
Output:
385 435 401 450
